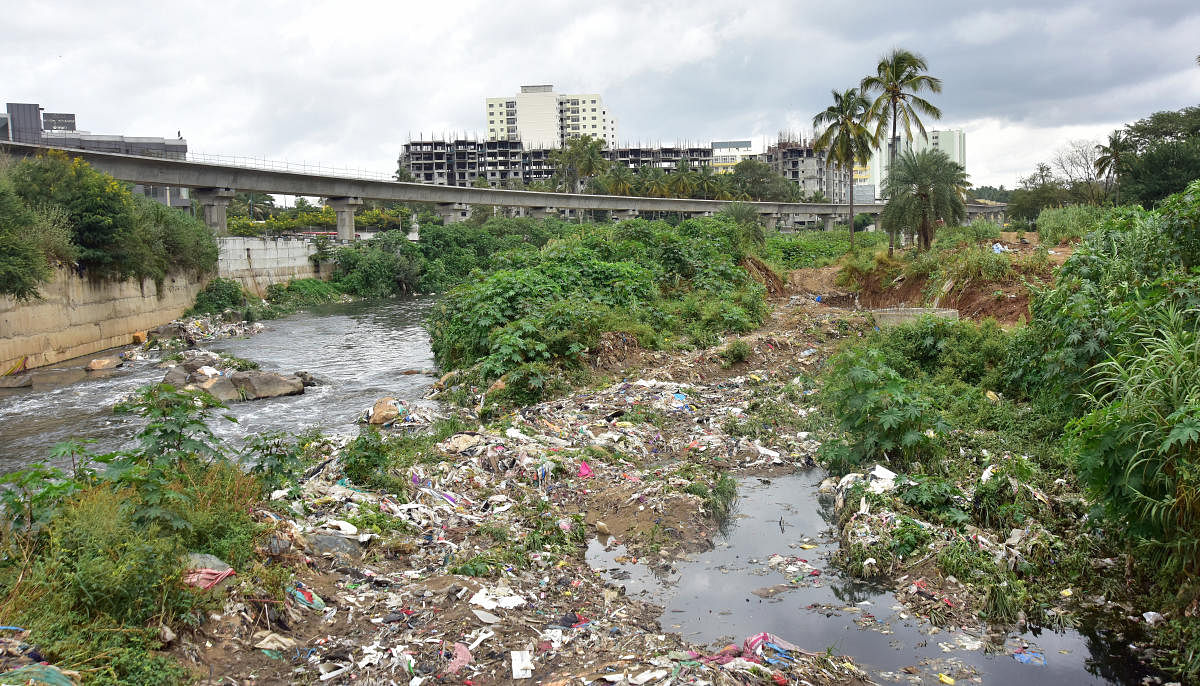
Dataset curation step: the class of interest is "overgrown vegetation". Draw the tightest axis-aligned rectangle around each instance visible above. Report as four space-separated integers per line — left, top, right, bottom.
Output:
428 216 772 406
816 178 1200 680
0 152 216 299
0 385 312 684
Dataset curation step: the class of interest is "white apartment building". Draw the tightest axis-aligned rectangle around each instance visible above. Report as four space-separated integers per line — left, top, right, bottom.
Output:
864 129 967 196
710 139 755 173
485 85 618 149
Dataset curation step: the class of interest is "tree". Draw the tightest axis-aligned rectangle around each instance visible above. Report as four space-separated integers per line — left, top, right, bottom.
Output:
1122 139 1200 207
603 165 634 196
1050 139 1107 205
881 149 969 251
232 192 275 220
1094 131 1130 203
1007 164 1069 221
861 48 943 256
667 158 698 198
813 87 879 250
694 166 724 200
549 135 608 193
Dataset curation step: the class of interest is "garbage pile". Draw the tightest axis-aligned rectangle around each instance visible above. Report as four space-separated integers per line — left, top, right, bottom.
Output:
147 315 266 349
177 419 869 684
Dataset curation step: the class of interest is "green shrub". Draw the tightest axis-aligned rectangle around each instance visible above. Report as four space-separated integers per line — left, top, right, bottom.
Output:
1069 307 1200 577
720 339 753 366
188 277 247 315
819 346 947 473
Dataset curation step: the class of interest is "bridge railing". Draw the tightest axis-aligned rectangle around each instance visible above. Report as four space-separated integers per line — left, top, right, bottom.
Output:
182 152 395 182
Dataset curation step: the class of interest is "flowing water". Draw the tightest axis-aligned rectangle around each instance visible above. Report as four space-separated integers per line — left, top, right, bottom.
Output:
588 473 1157 685
0 297 438 472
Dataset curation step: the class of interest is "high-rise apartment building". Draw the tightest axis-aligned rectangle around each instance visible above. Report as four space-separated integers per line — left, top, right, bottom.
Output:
485 85 618 149
863 129 967 197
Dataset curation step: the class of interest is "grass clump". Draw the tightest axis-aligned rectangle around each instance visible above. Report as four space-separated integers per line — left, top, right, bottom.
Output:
720 339 753 367
0 384 299 684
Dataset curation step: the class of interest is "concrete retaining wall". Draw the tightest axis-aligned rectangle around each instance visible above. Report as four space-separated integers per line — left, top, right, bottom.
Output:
0 270 204 371
216 237 324 297
0 237 329 371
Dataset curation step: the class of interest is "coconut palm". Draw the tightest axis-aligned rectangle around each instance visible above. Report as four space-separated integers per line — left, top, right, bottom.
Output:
1094 131 1129 204
881 149 969 251
861 48 943 255
638 167 670 198
813 87 880 251
694 165 723 200
603 164 635 196
549 134 609 192
667 159 699 198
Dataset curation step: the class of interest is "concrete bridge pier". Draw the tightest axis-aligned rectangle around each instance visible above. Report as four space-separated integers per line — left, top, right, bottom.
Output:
822 214 834 231
326 196 362 241
615 209 637 222
763 213 778 230
437 203 459 225
194 187 235 235
529 207 554 220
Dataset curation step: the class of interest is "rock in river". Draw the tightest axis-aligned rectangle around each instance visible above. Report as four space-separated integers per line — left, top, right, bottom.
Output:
0 374 32 388
230 370 304 400
86 357 122 371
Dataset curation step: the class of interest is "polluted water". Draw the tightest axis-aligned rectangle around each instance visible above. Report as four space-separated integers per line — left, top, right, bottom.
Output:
588 472 1162 685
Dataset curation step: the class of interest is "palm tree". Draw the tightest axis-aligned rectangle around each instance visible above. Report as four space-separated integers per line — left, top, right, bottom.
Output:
861 48 943 255
694 165 723 200
813 87 880 251
881 149 970 251
1094 131 1129 204
667 159 699 198
549 134 609 192
640 167 670 198
604 164 635 196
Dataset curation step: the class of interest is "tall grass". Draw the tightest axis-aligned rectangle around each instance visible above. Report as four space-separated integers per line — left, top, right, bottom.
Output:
1036 205 1106 245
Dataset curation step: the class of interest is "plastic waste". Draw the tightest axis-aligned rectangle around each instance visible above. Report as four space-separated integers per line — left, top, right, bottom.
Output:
511 650 533 678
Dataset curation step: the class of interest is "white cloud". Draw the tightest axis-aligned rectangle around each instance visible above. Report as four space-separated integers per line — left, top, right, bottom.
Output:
2 0 1197 188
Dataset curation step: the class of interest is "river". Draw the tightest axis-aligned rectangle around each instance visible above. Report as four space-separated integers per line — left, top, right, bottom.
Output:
0 297 438 472
0 299 1161 683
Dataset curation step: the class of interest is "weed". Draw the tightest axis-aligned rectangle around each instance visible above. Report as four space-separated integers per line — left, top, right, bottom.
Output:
720 339 753 367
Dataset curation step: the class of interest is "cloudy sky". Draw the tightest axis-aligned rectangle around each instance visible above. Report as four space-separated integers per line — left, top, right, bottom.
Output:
4 0 1199 187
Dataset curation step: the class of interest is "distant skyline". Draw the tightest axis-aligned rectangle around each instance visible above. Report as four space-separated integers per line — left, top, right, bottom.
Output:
3 1 1199 188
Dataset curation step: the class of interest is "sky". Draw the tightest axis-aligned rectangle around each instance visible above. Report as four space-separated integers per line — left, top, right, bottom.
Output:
3 0 1199 188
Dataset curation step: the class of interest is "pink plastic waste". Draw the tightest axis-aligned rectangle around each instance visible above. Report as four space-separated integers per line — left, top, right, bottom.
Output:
183 567 236 590
446 642 472 674
578 461 594 478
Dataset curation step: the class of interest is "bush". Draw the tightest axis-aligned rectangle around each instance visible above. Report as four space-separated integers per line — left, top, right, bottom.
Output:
1069 308 1200 576
428 217 769 402
819 346 947 473
188 277 247 315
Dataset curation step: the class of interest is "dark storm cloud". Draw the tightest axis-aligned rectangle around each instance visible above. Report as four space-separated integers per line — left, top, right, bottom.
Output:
2 0 1198 186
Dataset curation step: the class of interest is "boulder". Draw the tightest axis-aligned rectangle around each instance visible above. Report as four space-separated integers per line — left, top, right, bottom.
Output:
193 376 240 403
304 533 362 561
162 366 188 387
132 331 148 344
369 397 401 425
295 371 318 387
152 322 188 340
182 351 221 373
230 370 304 400
86 357 121 371
0 374 32 389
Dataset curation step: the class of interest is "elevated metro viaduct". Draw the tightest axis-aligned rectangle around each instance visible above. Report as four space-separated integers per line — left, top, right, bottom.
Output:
0 141 1006 240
